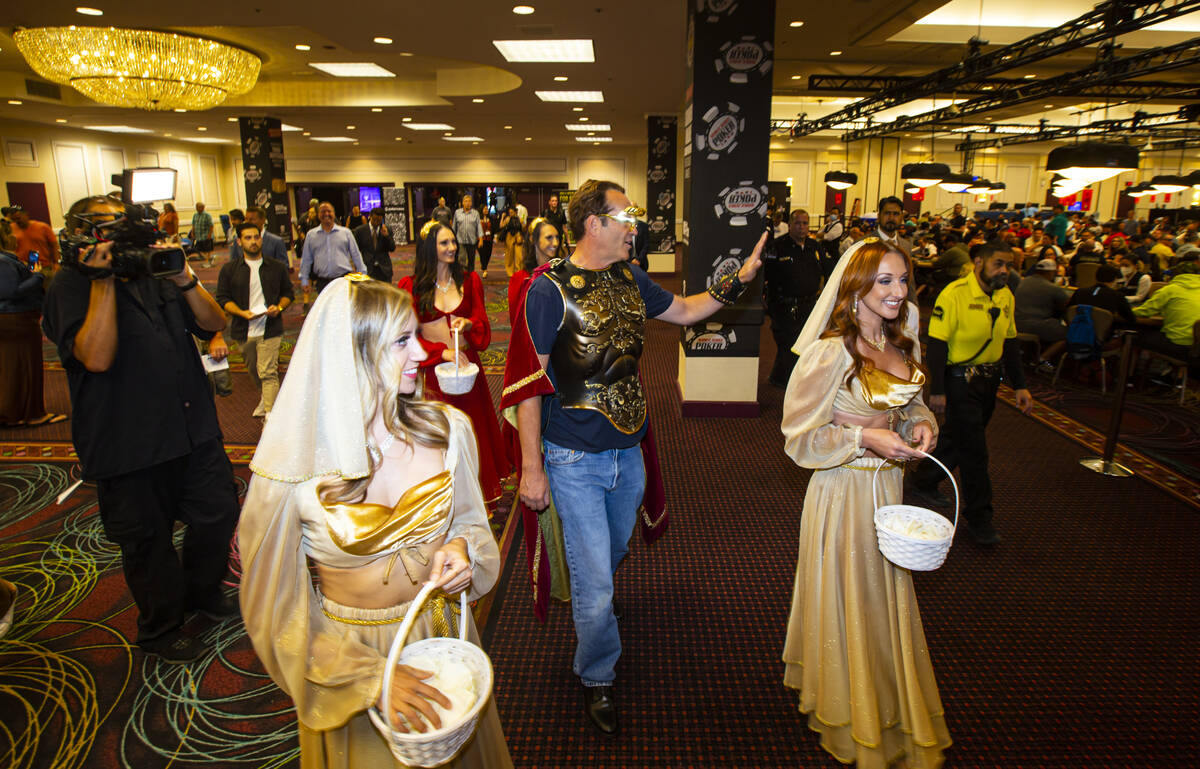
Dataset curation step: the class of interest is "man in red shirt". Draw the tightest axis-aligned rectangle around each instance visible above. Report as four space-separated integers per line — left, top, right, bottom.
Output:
5 205 60 269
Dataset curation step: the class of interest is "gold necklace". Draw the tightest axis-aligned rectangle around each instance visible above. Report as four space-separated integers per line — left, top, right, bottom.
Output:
861 332 887 352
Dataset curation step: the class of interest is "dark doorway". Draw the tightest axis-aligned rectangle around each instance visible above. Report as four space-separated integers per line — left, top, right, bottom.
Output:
5 182 52 225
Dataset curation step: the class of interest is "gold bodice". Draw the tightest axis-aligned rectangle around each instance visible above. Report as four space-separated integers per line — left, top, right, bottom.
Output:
833 364 926 417
322 470 453 557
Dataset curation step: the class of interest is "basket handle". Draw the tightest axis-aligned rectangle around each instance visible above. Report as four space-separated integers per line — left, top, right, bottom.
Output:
872 450 959 534
378 583 470 724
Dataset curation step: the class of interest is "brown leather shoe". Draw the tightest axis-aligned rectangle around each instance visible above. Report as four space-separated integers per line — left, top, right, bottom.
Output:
583 685 618 735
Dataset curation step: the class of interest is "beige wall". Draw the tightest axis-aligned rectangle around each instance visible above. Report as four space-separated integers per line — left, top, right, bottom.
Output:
0 117 242 231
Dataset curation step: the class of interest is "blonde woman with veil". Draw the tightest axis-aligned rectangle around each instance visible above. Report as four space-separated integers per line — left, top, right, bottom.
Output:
782 239 951 768
238 275 512 768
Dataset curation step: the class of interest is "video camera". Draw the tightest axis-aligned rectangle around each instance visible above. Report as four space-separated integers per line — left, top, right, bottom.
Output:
60 168 186 279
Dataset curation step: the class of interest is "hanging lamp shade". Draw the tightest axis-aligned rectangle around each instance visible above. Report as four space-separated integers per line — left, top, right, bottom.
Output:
965 178 992 194
901 162 950 188
1188 170 1200 189
986 181 1006 195
938 172 974 193
1149 174 1190 193
1046 141 1138 185
824 170 858 190
904 185 921 194
1124 182 1153 198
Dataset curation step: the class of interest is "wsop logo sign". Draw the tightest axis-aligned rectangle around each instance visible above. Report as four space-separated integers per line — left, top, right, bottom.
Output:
713 182 768 227
686 323 737 351
697 0 738 22
655 190 675 210
715 36 773 84
694 103 744 161
647 165 669 184
651 135 673 157
706 248 744 289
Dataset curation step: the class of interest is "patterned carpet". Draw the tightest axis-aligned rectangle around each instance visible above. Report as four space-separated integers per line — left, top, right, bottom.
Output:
0 264 1197 767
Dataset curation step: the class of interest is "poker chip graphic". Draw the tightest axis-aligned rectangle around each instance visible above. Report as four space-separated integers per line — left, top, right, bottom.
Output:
656 190 675 210
713 181 768 227
647 165 669 183
694 103 744 160
698 0 738 22
686 323 738 350
714 36 773 84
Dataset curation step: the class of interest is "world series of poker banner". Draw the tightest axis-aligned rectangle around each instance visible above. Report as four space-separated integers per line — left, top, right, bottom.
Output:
238 117 293 246
646 116 677 256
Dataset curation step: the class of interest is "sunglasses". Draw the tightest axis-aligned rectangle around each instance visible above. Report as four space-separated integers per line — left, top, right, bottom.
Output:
598 205 646 229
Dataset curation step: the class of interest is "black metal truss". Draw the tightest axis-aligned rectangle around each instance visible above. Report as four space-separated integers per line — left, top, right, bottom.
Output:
836 38 1200 142
787 0 1200 138
953 110 1200 151
804 74 1200 102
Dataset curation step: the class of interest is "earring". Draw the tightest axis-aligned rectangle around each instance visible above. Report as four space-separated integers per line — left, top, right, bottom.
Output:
852 295 859 318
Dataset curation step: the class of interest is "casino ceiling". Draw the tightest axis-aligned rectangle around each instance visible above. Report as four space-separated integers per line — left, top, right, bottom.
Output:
0 0 1197 153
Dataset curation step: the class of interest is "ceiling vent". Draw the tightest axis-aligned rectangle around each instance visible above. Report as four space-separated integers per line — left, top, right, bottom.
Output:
25 79 62 100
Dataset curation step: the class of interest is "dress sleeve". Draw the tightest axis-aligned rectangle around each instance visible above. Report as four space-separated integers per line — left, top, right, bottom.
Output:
899 331 938 443
781 338 866 470
443 408 501 599
461 273 491 351
237 474 387 731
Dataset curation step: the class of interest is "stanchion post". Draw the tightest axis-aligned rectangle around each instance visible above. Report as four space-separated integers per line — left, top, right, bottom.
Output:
1080 331 1135 477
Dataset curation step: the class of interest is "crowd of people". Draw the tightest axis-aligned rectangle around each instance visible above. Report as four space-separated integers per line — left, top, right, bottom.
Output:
3 182 1198 769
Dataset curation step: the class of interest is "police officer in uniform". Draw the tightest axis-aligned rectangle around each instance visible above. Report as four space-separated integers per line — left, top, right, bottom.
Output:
908 240 1033 545
763 209 824 387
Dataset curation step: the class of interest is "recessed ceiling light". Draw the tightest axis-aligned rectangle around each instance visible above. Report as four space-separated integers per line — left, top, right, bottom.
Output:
82 125 154 133
535 90 604 102
174 108 187 113
554 76 568 82
75 6 103 15
7 100 22 105
226 117 238 122
55 118 67 123
444 132 453 136
789 21 804 27
373 37 393 44
566 124 610 131
503 125 513 129
572 106 584 112
280 123 302 131
578 117 588 122
1044 104 1055 109
512 4 535 14
371 107 383 112
444 136 484 142
402 123 456 131
577 136 611 142
981 85 994 90
197 126 207 131
399 51 413 57
790 75 801 80
1024 74 1036 79
394 136 403 140
353 141 359 145
295 44 311 51
525 136 532 141
346 125 356 130
302 131 311 136
494 40 594 63
830 51 842 56
182 137 235 144
164 133 172 137
309 62 396 78
472 98 485 103
402 117 412 122
587 132 595 136
310 136 356 142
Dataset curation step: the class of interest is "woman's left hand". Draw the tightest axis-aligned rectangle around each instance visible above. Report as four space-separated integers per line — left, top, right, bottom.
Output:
911 420 936 453
448 315 473 334
428 537 472 594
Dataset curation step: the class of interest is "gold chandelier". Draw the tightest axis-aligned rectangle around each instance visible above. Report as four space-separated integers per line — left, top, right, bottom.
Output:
14 26 261 111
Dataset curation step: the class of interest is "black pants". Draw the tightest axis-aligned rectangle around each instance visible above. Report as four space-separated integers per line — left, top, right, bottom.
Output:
479 240 494 271
912 371 999 528
458 242 477 273
767 297 817 386
95 438 240 644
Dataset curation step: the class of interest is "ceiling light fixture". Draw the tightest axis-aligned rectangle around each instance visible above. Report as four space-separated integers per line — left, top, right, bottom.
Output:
308 62 396 78
7 100 22 105
965 178 992 194
310 136 356 142
525 136 532 141
302 131 311 136
15 27 262 111
824 170 857 190
402 122 455 130
789 21 804 27
444 136 484 142
75 6 103 15
281 123 302 131
503 125 513 129
174 108 187 113
373 37 393 44
512 4 535 14
566 123 610 131
1124 182 1153 198
346 124 356 130
535 90 604 102
577 136 611 142
986 181 1007 195
472 98 484 103
572 106 584 112
227 116 238 122
55 118 68 123
1046 141 1138 184
901 162 950 188
1024 74 1036 79
394 136 402 140
196 126 207 131
295 44 311 51
554 76 568 82
401 117 412 122
82 125 154 133
494 39 594 63
830 51 842 56
790 75 801 80
1149 174 1190 193
937 172 975 193
371 107 382 112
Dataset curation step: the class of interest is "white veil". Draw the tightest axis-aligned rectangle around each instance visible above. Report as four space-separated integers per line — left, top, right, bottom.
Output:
790 237 921 358
249 275 372 483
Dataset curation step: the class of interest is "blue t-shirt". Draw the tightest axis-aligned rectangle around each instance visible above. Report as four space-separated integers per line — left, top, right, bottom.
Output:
525 261 674 451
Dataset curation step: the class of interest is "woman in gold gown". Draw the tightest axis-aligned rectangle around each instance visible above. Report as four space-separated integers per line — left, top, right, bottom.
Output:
781 239 951 768
238 275 512 768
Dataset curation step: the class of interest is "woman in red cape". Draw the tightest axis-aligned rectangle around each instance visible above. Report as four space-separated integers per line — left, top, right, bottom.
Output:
399 222 511 504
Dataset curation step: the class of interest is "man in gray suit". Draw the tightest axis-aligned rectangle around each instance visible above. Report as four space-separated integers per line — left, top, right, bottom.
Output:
229 206 289 267
353 207 396 283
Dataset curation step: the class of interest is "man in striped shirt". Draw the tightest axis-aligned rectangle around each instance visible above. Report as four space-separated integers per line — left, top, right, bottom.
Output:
190 202 215 267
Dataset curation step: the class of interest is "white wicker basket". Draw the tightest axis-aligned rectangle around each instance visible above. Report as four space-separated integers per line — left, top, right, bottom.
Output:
873 451 959 571
367 583 493 768
434 361 478 395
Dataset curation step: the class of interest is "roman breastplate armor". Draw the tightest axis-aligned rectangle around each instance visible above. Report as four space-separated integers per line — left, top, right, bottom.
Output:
545 258 647 434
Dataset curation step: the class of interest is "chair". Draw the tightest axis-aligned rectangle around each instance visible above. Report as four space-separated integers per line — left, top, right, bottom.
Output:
1141 320 1200 405
1051 305 1120 394
1074 262 1101 289
1014 332 1041 365
219 213 232 243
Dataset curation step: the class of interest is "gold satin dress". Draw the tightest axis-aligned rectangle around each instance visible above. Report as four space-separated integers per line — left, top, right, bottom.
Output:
238 406 512 769
781 338 951 769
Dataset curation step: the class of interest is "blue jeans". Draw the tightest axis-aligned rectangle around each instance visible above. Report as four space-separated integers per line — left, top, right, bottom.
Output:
542 438 645 687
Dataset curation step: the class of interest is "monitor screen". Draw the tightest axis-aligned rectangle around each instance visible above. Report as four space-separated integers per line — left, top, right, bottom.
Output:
358 186 382 213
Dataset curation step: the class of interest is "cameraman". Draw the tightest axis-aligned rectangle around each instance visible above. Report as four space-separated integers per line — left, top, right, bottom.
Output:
42 195 240 664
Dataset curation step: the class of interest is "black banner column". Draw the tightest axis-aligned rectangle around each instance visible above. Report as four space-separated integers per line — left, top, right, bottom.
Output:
645 115 677 273
679 2 774 417
238 117 293 246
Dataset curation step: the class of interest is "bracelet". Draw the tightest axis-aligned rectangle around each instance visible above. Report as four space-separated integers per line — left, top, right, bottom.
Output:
706 272 745 305
179 275 200 292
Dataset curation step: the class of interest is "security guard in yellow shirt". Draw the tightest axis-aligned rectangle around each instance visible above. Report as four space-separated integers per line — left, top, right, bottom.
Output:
909 240 1033 545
